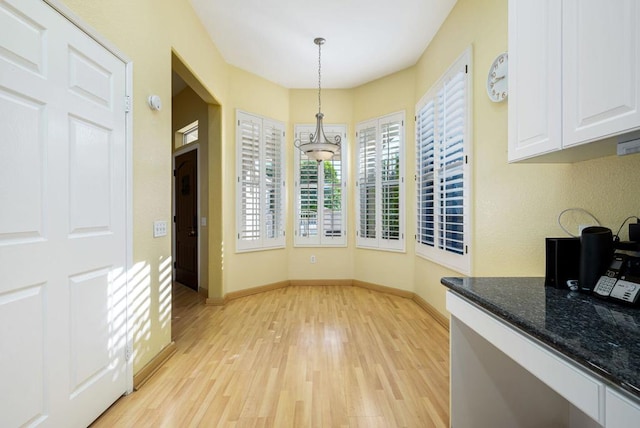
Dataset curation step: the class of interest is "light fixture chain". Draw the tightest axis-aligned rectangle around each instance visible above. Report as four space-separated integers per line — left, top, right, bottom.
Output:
317 39 322 115
293 37 340 162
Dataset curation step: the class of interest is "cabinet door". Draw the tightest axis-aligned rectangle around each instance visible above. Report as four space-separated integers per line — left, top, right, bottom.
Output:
563 0 640 147
606 388 640 428
508 0 562 162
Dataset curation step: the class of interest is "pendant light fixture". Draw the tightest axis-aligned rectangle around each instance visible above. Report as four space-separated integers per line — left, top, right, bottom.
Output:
294 37 341 162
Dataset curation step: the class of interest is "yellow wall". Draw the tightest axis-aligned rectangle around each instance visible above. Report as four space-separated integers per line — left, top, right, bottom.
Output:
288 89 355 280
223 66 291 292
59 0 640 374
351 68 417 292
207 102 224 299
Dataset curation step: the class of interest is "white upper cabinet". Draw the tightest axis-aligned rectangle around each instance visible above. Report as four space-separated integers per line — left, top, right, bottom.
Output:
508 0 562 161
563 0 640 148
508 0 640 162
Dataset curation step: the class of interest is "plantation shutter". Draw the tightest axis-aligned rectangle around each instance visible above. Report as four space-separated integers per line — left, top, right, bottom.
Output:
357 123 377 244
294 124 347 246
322 152 343 240
356 113 405 251
238 116 261 244
380 117 402 246
415 48 471 274
416 100 436 247
438 69 466 255
236 111 285 251
297 147 319 240
264 120 285 242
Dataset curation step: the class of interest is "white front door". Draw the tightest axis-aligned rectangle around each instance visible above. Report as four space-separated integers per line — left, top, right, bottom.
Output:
0 0 129 426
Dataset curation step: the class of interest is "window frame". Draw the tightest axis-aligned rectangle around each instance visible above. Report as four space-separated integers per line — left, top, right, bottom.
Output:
182 124 198 146
355 111 405 252
293 124 348 247
235 110 286 252
415 47 472 275
175 120 198 149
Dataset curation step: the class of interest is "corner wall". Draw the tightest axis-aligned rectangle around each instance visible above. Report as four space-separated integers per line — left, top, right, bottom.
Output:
222 66 292 293
288 89 355 280
351 68 417 292
412 0 640 315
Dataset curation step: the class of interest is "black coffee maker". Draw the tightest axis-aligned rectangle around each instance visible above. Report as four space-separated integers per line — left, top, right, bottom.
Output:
579 226 614 292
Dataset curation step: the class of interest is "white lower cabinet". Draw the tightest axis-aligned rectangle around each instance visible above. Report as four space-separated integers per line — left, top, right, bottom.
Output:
605 388 640 428
447 292 640 428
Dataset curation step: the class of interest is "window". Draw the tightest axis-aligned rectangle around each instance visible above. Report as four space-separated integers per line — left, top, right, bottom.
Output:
176 120 198 147
355 112 405 251
236 110 285 252
415 48 471 274
294 124 347 246
183 125 198 145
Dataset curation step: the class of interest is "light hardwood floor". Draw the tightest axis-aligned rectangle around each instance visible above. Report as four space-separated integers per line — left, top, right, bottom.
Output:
92 284 450 427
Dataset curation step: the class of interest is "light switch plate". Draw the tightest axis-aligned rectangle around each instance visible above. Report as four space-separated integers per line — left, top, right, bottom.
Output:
153 220 167 237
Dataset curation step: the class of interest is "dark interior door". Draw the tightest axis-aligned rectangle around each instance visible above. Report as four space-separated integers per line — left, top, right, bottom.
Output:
175 150 198 290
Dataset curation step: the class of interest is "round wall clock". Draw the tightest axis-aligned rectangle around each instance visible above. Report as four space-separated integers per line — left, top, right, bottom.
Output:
487 52 508 102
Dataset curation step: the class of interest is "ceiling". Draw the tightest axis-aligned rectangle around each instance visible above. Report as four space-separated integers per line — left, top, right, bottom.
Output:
188 0 458 89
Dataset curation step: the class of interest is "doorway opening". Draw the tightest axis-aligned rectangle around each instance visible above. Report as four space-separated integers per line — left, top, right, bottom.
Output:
171 52 223 339
174 144 199 290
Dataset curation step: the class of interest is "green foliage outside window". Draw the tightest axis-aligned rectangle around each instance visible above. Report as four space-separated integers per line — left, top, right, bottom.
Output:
300 160 341 211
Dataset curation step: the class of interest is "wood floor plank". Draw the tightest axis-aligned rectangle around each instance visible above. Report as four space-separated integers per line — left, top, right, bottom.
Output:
91 284 449 427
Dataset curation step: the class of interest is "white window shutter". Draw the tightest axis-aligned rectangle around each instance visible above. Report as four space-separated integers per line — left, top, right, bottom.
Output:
438 70 466 255
236 110 285 252
356 122 378 247
294 124 347 247
263 119 285 246
415 48 471 275
416 100 436 248
297 150 319 241
237 113 261 249
356 113 405 251
379 114 404 250
322 148 345 243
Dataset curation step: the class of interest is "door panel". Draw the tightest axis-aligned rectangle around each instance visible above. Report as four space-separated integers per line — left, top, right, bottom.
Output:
0 283 46 427
0 0 46 75
68 267 112 396
0 87 45 242
0 0 128 426
68 117 112 235
175 149 198 290
68 47 113 108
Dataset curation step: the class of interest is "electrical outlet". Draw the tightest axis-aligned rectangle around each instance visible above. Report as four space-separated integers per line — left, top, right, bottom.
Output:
310 255 316 264
153 220 167 237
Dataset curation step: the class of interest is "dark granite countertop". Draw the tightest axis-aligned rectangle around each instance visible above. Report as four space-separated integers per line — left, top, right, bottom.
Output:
441 277 640 401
